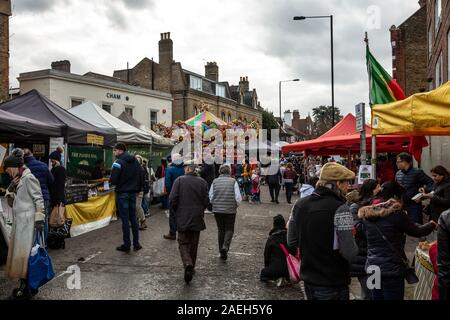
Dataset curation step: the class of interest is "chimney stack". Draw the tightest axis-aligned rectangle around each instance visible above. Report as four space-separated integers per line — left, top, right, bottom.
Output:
239 76 249 93
159 32 173 66
51 60 71 73
205 62 219 82
0 0 12 102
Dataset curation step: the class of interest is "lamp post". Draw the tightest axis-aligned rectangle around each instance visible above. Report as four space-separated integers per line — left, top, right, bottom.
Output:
293 15 335 127
279 79 300 126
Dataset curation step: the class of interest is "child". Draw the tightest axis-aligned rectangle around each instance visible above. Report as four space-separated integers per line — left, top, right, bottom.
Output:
251 169 261 204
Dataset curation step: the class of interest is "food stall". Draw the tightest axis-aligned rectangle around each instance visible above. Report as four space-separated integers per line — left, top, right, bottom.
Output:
0 90 117 238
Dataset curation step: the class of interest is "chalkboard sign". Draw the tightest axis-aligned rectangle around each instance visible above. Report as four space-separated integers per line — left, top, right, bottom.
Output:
65 184 89 205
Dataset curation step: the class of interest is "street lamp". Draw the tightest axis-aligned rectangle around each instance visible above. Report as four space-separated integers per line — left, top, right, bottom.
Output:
293 15 335 127
279 79 300 126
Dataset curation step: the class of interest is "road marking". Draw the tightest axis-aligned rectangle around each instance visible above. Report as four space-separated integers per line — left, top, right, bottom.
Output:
230 252 254 256
53 251 102 280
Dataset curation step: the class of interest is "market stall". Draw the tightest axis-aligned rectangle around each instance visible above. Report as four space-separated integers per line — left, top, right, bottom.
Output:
0 90 118 238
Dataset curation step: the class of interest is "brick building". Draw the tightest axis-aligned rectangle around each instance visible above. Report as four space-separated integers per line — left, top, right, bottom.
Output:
390 0 428 96
282 109 312 142
0 0 11 102
113 32 263 126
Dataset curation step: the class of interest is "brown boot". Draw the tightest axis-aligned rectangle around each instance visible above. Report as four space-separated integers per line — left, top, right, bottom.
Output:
139 220 147 230
163 233 176 240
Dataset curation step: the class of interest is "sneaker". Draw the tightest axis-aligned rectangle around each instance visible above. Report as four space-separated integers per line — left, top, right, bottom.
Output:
165 210 170 218
163 233 176 240
116 245 131 253
184 265 194 283
133 244 143 251
276 277 289 287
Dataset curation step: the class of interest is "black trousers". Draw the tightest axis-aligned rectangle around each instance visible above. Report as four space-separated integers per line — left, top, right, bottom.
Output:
177 231 200 268
268 183 280 201
214 213 236 252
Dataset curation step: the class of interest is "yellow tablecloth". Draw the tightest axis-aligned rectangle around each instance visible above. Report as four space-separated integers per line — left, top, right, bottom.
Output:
65 192 117 237
414 248 435 300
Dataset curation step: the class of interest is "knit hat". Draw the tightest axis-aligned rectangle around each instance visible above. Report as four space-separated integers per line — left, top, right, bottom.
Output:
49 150 61 162
319 162 355 181
113 143 127 152
3 148 25 168
273 214 286 230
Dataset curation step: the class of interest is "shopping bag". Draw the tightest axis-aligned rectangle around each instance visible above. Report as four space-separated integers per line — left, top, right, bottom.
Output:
27 230 55 290
279 243 301 284
49 204 65 227
153 178 166 197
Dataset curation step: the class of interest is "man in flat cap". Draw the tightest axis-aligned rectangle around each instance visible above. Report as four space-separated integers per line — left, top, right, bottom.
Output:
169 160 209 284
287 162 358 300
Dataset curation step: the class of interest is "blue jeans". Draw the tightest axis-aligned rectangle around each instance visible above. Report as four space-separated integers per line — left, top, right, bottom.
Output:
285 183 294 203
169 207 177 236
117 193 140 248
304 284 350 300
371 277 405 300
142 193 150 216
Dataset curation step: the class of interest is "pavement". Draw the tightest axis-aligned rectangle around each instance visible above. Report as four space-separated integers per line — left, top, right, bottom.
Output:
0 185 417 300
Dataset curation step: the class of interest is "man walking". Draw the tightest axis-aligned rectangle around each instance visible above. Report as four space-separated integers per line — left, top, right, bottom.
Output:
23 148 54 242
169 161 209 284
110 143 143 252
209 165 242 261
163 153 185 240
395 152 433 224
266 166 282 204
288 162 358 300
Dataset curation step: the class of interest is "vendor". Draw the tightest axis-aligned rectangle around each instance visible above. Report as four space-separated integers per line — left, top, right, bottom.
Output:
91 159 105 180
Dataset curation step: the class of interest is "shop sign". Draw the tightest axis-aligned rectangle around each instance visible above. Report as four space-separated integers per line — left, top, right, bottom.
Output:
87 134 104 146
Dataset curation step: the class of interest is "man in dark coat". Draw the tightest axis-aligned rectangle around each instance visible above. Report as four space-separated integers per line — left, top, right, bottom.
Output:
395 152 433 224
169 160 209 284
110 143 143 253
164 153 185 240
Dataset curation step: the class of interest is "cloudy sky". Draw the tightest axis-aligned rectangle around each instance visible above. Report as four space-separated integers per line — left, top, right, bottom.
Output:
9 0 420 118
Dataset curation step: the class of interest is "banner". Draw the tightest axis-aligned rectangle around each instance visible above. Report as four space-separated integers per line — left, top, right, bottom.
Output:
67 146 104 180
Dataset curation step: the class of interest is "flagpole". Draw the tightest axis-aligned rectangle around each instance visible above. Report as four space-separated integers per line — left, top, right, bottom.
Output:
365 32 377 179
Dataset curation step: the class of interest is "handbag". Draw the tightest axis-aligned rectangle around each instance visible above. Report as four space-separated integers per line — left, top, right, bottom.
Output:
27 230 55 290
372 223 419 284
153 178 166 197
279 243 301 284
49 204 66 227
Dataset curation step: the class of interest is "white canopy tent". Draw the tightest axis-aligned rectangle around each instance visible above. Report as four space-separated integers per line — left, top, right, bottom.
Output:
69 101 153 144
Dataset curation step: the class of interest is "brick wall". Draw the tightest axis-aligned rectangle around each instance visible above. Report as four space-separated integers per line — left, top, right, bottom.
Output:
0 7 10 102
391 3 427 96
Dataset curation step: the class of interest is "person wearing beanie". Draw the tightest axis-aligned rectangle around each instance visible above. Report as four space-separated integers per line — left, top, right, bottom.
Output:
3 148 45 300
49 151 66 209
110 143 143 252
260 214 292 286
287 162 358 300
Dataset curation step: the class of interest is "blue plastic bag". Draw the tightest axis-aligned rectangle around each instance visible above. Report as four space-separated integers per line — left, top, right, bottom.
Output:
27 230 55 290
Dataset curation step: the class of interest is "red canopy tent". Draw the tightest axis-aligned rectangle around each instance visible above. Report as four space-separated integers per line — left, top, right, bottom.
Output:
282 114 426 156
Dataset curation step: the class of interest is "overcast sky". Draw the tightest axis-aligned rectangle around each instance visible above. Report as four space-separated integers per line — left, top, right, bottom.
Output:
9 0 420 118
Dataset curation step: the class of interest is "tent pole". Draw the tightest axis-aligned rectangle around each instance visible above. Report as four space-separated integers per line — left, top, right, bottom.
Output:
372 135 377 179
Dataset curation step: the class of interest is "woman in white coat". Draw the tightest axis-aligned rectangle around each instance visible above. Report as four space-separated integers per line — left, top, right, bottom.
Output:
4 148 45 300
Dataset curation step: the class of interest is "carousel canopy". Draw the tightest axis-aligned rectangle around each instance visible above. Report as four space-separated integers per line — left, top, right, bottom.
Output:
282 114 422 155
185 111 227 127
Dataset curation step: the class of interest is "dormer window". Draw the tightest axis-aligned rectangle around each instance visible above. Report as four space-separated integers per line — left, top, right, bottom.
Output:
216 85 226 97
190 76 202 91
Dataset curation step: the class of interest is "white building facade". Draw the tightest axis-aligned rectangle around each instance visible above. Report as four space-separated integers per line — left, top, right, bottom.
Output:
18 66 172 130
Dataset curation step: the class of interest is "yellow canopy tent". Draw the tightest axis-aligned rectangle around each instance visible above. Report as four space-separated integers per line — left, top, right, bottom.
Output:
372 82 450 136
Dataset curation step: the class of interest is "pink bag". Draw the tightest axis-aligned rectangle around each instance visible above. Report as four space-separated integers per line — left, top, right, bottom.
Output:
279 243 301 284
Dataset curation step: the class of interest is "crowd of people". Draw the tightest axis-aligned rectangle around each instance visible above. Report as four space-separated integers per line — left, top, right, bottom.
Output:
3 142 450 301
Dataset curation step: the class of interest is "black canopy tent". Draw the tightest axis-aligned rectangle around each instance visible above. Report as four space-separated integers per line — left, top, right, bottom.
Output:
0 109 61 142
0 90 116 146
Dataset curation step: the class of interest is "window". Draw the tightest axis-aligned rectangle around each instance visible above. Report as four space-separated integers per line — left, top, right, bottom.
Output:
221 112 226 121
190 76 202 91
71 98 84 108
227 113 232 123
436 0 442 34
435 52 443 88
102 104 112 113
125 107 133 117
150 110 158 130
216 85 226 97
194 107 199 115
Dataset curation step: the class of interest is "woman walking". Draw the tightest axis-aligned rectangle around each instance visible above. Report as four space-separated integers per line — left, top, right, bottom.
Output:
4 149 45 300
283 163 297 204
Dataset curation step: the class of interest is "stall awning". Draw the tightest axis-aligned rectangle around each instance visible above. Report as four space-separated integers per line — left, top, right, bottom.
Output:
282 114 414 155
372 81 450 136
69 101 153 145
0 109 61 142
0 90 117 146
